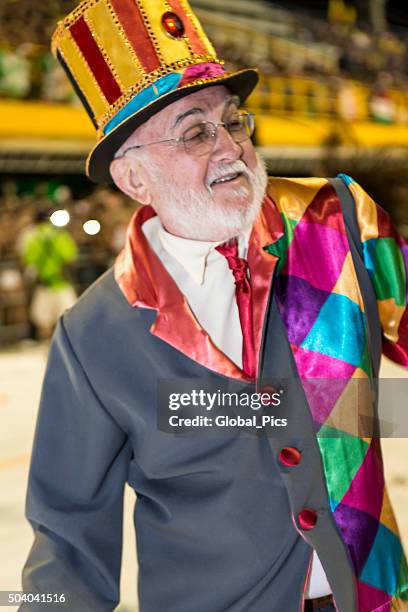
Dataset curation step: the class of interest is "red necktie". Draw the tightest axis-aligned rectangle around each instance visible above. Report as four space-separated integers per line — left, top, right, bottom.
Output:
216 238 256 379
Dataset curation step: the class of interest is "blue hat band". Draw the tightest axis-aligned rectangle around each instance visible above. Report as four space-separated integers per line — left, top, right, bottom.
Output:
104 72 183 135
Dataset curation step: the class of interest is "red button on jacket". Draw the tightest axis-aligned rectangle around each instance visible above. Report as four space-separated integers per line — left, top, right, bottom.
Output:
279 447 301 467
260 385 278 395
298 509 318 530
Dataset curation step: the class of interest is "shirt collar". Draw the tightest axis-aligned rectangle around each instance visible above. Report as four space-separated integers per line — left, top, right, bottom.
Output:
114 189 284 312
157 219 249 285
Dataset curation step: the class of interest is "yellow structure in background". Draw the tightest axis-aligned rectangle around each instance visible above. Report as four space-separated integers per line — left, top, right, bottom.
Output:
328 0 357 26
248 75 408 123
253 115 408 148
1 75 408 150
0 100 94 140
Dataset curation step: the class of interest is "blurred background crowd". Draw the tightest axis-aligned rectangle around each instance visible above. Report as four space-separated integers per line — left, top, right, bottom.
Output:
2 0 408 345
1 4 408 610
1 0 408 106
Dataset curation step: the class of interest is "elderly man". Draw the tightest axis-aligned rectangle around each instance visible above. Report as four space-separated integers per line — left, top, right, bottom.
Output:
22 1 408 611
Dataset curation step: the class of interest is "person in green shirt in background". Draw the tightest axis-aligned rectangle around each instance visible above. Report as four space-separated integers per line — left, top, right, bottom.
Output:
21 211 77 339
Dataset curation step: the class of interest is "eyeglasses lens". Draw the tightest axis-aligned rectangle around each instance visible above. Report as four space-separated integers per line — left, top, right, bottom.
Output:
182 114 254 156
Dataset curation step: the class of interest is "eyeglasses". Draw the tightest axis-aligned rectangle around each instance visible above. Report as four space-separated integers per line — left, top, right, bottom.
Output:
115 111 255 159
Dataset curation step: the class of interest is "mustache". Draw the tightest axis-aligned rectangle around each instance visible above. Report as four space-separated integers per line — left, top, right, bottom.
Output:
205 160 251 190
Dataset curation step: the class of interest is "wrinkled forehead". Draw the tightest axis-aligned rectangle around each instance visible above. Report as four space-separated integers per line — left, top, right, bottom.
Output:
136 85 238 139
115 85 240 156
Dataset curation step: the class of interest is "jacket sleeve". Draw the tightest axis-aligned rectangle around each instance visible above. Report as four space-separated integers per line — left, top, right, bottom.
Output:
345 176 408 367
21 317 131 611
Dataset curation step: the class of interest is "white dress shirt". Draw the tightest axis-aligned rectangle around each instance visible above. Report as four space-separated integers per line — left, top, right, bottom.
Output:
142 215 332 600
143 215 246 367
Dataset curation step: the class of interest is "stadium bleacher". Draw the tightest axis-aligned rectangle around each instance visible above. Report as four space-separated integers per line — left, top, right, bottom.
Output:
2 0 408 343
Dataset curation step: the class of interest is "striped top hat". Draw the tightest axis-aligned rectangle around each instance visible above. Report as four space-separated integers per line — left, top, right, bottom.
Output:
51 0 259 183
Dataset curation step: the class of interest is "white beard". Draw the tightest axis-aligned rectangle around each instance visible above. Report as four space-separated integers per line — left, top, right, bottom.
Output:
147 153 268 241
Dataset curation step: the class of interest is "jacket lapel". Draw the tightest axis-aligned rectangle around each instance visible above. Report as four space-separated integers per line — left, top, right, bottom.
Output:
115 192 283 380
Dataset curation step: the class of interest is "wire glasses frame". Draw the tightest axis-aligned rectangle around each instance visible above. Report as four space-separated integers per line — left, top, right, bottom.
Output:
114 111 255 159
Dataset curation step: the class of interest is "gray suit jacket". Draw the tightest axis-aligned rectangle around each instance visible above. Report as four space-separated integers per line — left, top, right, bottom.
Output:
21 268 357 612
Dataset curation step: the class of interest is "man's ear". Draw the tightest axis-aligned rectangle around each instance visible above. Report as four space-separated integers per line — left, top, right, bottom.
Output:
110 158 152 205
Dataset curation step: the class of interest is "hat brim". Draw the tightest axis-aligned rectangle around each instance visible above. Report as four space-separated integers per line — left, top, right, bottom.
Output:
86 68 259 184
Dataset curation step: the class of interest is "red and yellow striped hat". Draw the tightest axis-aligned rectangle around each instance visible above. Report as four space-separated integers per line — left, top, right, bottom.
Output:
51 0 258 183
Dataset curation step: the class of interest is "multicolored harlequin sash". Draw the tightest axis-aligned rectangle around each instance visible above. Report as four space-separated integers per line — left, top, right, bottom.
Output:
265 175 408 611
115 175 408 610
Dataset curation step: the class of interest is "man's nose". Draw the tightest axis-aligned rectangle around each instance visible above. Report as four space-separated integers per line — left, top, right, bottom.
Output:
210 124 243 161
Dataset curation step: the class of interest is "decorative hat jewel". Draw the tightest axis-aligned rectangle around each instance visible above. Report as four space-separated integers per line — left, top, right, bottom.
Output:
162 11 185 37
52 0 258 183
